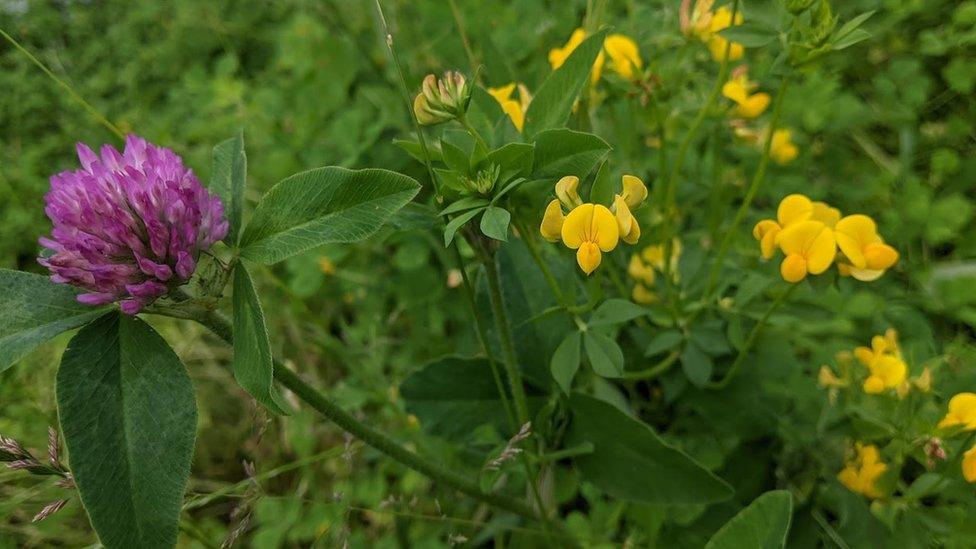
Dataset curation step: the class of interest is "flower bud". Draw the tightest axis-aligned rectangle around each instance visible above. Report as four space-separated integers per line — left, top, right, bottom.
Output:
413 71 471 125
555 176 582 209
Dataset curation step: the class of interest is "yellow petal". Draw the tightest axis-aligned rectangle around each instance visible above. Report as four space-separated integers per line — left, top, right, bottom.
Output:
863 375 885 394
621 175 648 209
499 99 525 132
811 201 841 228
760 230 779 259
854 347 874 366
722 77 749 104
835 214 878 268
848 267 886 282
805 226 836 274
632 283 657 304
775 220 822 254
964 446 976 483
781 253 808 283
540 199 565 242
561 203 592 249
561 203 620 252
555 175 582 209
604 34 642 80
736 93 770 118
753 219 780 240
864 242 898 270
487 83 516 103
771 129 798 164
614 195 633 236
777 194 813 227
577 242 602 275
592 204 621 251
628 255 655 285
549 28 587 70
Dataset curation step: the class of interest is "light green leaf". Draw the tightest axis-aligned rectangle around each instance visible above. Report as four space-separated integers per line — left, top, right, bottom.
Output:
589 298 647 327
833 11 875 43
718 23 779 47
705 491 793 549
682 341 713 387
232 264 290 415
480 206 511 241
522 30 608 137
440 138 470 175
439 197 489 217
393 138 443 164
210 131 247 244
483 142 534 178
443 207 486 247
57 312 196 549
584 330 624 378
833 28 872 50
568 394 733 504
239 167 420 264
551 331 582 394
0 269 106 373
532 129 611 179
645 329 683 357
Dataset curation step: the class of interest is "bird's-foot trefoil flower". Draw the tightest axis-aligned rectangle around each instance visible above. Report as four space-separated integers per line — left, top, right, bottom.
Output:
939 393 976 431
549 29 644 84
963 446 976 483
853 329 908 395
706 6 744 61
38 135 229 314
627 239 681 304
722 66 771 118
414 71 471 126
540 175 648 275
488 83 532 132
834 215 899 281
770 129 799 164
837 443 888 499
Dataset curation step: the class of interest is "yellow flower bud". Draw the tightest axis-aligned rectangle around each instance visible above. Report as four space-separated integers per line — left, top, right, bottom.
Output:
620 175 648 209
938 393 976 430
770 129 799 164
555 175 582 209
540 199 565 243
613 195 641 244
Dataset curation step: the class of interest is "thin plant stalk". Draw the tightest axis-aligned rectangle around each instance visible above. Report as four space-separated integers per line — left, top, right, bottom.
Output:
709 282 797 389
447 0 479 78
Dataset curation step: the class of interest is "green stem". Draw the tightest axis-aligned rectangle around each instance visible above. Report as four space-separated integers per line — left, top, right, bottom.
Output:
534 442 595 463
623 350 680 380
0 27 124 140
191 310 539 521
481 247 530 426
702 72 793 302
708 283 796 389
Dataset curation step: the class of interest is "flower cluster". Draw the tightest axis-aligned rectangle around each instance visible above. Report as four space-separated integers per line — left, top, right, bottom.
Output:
837 443 888 499
937 393 976 483
819 329 929 397
549 29 644 84
627 240 681 305
681 0 744 61
413 71 471 126
488 83 532 132
753 194 899 283
39 135 228 314
540 175 647 275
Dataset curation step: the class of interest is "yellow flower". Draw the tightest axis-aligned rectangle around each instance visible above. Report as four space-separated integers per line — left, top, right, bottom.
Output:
632 283 657 305
680 0 715 39
775 220 836 282
628 254 656 286
555 175 583 209
488 83 532 132
770 129 799 164
549 28 604 85
811 201 841 228
722 70 770 118
614 195 641 244
963 446 976 483
540 199 565 242
707 7 744 61
837 443 888 499
628 239 680 302
641 239 682 275
939 393 976 431
834 215 899 282
561 203 620 275
620 174 648 209
854 330 908 394
752 193 816 259
604 34 643 80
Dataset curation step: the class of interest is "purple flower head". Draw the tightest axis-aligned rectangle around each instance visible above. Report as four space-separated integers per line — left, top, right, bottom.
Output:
39 135 229 314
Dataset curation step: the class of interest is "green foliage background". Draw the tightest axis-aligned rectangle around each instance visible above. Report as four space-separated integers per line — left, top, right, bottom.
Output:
1 0 974 546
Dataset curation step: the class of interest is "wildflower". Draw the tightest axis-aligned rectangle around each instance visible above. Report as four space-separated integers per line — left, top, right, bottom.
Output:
680 0 715 39
707 6 744 61
938 393 976 431
627 240 681 305
488 83 531 132
855 330 908 394
414 72 470 125
542 175 648 274
837 443 888 499
770 129 799 164
963 446 976 482
549 29 643 84
38 136 228 314
753 194 816 259
834 215 899 281
722 68 770 118
818 365 846 388
776 220 836 282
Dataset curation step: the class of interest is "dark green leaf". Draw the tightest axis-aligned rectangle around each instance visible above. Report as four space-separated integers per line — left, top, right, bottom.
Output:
0 269 106 373
705 490 793 549
439 197 489 217
833 29 872 50
718 23 779 47
210 131 247 244
551 331 582 394
435 167 469 194
483 142 534 179
441 138 470 175
239 167 420 264
833 11 875 43
644 329 683 357
585 330 624 378
568 394 733 504
443 207 485 246
690 323 732 356
532 128 611 179
57 312 196 549
480 206 511 241
589 298 647 327
393 138 443 164
682 341 713 387
232 264 290 415
522 30 608 137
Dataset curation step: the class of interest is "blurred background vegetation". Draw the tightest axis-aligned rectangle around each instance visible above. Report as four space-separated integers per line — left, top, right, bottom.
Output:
1 0 974 546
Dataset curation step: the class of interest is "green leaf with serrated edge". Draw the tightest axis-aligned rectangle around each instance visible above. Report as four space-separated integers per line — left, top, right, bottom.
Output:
480 206 511 241
705 491 793 549
232 264 290 415
718 23 779 47
682 341 713 387
440 197 490 217
0 269 107 373
401 356 545 441
57 312 196 549
568 394 734 504
210 131 246 244
589 298 647 326
532 128 611 180
645 329 683 357
239 167 420 265
443 207 485 247
551 331 582 394
584 330 624 378
522 30 608 138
